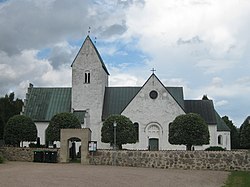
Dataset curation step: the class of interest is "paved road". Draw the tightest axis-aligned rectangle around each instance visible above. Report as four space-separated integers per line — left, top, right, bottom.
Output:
0 162 229 187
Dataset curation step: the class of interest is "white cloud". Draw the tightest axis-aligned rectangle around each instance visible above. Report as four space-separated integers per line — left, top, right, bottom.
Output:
215 100 228 107
0 0 250 126
109 73 140 86
195 59 237 74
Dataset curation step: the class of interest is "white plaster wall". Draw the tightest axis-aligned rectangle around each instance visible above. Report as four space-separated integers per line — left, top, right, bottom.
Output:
121 75 186 150
72 37 107 115
217 131 231 150
35 122 49 145
208 125 217 146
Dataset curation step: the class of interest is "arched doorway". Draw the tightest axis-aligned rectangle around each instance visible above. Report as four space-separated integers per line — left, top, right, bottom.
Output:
68 137 81 162
145 123 163 151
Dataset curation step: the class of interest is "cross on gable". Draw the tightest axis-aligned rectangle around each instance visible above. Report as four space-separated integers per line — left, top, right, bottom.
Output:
151 68 156 74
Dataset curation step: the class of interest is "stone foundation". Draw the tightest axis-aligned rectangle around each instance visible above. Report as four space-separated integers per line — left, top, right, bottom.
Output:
90 150 250 171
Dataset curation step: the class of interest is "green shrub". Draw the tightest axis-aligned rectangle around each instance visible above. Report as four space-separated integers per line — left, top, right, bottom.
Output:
0 154 4 163
205 146 225 151
46 113 81 143
101 115 136 150
29 142 46 148
4 115 37 146
169 113 210 150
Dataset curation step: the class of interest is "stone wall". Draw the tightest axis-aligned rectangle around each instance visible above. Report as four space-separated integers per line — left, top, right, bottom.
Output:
1 147 250 171
90 150 250 171
0 147 59 162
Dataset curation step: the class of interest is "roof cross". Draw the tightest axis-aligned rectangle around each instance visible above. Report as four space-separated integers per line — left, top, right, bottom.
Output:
88 26 91 34
151 68 156 74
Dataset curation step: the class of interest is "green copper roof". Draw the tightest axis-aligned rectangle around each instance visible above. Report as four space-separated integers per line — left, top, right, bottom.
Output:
215 111 230 131
184 100 217 124
166 87 184 109
24 87 71 121
102 87 141 120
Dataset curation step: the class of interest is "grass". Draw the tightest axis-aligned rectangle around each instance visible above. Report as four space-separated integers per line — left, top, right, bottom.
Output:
223 171 250 187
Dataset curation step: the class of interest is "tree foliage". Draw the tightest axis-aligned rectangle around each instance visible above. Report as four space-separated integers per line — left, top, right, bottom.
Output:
169 113 210 150
240 118 250 149
0 92 23 139
46 112 81 143
101 115 136 149
222 116 240 149
4 115 37 147
0 117 4 140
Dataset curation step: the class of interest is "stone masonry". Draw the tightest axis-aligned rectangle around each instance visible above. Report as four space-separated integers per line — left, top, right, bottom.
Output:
0 147 59 162
90 150 250 171
1 147 250 171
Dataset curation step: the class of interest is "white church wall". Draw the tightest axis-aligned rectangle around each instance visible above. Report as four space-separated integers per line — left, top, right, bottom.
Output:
122 75 186 150
90 122 111 149
35 122 49 145
208 124 217 146
217 131 231 150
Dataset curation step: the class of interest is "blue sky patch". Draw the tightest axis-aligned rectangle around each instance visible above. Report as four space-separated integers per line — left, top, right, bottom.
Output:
36 48 52 60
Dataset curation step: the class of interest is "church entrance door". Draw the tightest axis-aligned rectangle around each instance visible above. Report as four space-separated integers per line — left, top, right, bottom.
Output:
149 138 159 151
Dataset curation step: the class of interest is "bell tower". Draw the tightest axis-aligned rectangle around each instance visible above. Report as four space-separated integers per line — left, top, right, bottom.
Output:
71 36 109 125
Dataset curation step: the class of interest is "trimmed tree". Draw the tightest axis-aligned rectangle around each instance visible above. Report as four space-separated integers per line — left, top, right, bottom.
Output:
46 112 81 143
101 115 136 150
0 92 23 139
4 115 37 147
169 113 210 150
240 119 250 148
222 116 240 149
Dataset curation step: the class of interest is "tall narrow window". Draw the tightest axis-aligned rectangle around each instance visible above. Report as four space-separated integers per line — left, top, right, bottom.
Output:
84 71 90 84
134 122 139 142
218 135 223 145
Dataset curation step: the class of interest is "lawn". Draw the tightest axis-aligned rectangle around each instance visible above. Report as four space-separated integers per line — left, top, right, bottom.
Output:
223 171 250 187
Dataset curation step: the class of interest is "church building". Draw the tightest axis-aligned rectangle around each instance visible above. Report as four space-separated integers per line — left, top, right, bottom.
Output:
23 36 231 150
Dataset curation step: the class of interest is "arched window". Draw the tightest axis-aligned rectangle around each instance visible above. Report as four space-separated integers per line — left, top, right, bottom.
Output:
84 71 90 84
134 122 139 142
218 135 223 145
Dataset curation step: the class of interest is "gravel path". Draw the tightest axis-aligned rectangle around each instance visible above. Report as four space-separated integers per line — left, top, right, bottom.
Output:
0 162 229 187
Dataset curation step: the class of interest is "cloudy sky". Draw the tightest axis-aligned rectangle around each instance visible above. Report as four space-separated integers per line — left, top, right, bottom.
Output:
0 0 250 126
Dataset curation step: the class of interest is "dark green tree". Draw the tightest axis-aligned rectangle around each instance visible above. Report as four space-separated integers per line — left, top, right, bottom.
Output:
0 117 4 140
101 115 136 150
240 117 250 148
4 115 37 147
0 92 23 139
169 113 210 150
46 112 81 143
222 116 240 149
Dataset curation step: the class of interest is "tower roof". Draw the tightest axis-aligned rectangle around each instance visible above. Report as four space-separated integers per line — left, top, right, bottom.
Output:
71 35 110 75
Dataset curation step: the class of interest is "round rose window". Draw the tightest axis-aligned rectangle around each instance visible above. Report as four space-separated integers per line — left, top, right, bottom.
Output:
149 90 158 99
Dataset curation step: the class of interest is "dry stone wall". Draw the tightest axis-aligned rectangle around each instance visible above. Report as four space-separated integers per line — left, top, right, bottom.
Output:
90 150 250 171
1 147 250 171
0 147 59 162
